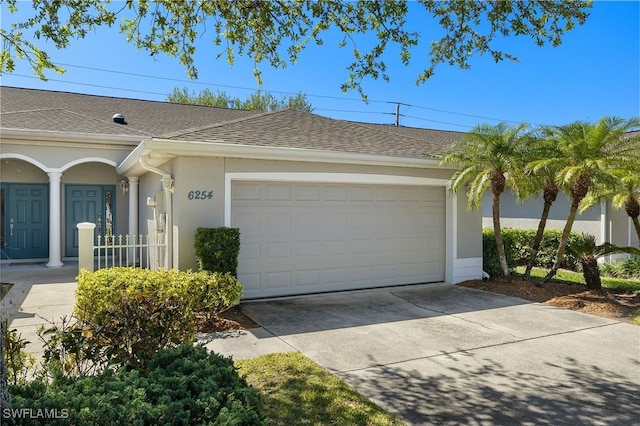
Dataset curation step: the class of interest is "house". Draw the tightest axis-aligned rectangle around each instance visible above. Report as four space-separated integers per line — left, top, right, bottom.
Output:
1 86 481 298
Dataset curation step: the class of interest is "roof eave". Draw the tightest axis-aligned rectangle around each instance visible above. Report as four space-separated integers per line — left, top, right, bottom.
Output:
0 128 145 146
117 138 444 176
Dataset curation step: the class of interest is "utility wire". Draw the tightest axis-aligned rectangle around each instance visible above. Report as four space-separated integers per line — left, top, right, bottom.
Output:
54 62 518 122
6 63 521 127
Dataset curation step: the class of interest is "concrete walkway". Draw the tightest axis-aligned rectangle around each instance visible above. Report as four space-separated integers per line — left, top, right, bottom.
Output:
2 265 639 425
1 262 79 359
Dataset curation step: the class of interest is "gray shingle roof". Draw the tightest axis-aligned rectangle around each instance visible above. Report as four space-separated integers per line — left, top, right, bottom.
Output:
164 108 461 158
1 86 259 137
1 86 464 158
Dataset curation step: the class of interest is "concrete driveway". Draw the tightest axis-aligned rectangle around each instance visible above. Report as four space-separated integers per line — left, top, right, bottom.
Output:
206 283 640 425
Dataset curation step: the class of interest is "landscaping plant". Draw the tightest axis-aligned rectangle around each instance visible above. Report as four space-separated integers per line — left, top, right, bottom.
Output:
48 268 245 372
10 344 265 425
566 233 640 289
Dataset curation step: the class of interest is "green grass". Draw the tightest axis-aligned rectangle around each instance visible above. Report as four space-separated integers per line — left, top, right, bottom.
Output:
515 266 640 293
236 352 405 426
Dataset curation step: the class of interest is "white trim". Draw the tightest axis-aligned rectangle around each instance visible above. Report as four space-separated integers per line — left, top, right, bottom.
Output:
118 139 447 176
0 128 143 145
0 153 49 172
451 257 483 283
1 153 118 173
61 157 118 171
224 172 449 227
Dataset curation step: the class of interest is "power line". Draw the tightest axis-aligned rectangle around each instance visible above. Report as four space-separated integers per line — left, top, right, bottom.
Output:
6 62 524 128
54 63 519 122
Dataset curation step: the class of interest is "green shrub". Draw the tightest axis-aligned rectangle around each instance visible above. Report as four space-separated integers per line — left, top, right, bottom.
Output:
488 228 582 272
600 256 640 280
2 324 36 385
60 268 243 371
195 227 241 277
9 344 265 425
482 229 515 277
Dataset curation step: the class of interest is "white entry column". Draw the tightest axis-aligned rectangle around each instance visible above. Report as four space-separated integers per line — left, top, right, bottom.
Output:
46 171 63 267
127 176 139 265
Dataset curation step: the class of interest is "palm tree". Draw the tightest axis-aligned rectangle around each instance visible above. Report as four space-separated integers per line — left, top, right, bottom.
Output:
529 117 640 284
566 233 640 289
581 168 640 246
522 128 565 280
441 122 531 277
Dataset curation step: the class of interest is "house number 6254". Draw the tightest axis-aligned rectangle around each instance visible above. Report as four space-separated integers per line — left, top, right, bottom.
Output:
187 190 213 200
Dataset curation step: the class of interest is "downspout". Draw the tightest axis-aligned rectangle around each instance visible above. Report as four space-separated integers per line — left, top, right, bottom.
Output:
140 154 174 269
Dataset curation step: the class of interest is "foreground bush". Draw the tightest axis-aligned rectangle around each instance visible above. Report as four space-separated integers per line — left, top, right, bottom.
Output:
9 345 265 425
48 268 243 372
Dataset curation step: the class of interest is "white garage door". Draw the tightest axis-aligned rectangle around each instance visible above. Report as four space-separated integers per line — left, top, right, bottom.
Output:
231 181 445 298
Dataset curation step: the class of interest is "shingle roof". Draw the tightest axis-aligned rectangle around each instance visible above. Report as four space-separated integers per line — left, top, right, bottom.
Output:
164 108 461 158
1 86 464 158
0 86 259 137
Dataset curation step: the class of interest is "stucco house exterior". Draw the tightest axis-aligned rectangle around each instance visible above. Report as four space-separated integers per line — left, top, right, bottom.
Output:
1 86 482 298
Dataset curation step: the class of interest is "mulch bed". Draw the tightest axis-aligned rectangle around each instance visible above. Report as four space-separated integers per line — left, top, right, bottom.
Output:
459 279 640 325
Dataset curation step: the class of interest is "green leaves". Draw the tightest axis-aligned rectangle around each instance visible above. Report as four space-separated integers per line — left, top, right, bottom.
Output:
2 0 592 96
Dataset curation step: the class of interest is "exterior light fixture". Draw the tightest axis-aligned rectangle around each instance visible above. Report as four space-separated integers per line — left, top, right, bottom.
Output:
119 179 129 195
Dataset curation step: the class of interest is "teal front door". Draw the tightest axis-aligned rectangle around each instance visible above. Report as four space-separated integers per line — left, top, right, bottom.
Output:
0 183 49 260
65 185 115 257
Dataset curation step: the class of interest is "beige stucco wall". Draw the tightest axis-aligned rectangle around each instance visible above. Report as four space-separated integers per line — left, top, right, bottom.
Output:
482 191 602 242
456 190 482 259
0 158 47 183
165 156 481 271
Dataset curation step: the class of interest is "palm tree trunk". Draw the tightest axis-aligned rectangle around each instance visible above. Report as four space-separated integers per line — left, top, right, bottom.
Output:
582 259 602 289
492 192 510 276
632 216 640 246
542 197 580 283
523 200 553 280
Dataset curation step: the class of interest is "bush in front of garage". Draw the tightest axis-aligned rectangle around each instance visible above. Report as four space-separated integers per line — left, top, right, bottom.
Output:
49 268 244 372
195 227 241 277
9 344 265 425
483 228 583 277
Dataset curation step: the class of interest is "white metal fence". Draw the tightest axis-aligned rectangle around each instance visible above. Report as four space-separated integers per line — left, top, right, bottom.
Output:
94 234 167 270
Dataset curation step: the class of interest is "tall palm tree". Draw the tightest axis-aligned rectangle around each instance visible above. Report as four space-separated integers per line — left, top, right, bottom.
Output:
529 117 640 283
522 128 565 280
441 122 531 277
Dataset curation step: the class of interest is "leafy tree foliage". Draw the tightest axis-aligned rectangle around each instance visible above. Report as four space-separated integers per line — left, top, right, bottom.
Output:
1 0 591 97
168 87 313 112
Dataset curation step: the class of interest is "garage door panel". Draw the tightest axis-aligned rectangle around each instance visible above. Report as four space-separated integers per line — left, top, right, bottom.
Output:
232 181 445 298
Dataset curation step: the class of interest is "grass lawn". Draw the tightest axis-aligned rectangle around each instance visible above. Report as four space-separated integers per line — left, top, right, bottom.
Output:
236 352 405 426
514 266 640 293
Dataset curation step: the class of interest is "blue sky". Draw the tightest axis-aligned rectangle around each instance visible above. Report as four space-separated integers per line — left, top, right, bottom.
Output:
1 1 638 131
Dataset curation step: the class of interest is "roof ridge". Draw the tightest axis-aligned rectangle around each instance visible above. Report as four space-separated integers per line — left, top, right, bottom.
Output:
158 108 289 139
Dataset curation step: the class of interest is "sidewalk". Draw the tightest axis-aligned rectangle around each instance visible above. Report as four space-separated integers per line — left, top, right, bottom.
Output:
1 262 79 359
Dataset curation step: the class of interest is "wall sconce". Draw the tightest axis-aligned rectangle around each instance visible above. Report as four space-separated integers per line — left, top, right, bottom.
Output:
119 179 129 195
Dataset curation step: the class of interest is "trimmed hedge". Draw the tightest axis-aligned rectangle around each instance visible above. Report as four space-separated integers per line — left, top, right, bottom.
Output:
62 268 243 370
483 228 583 277
195 227 241 277
482 229 515 277
9 344 265 425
